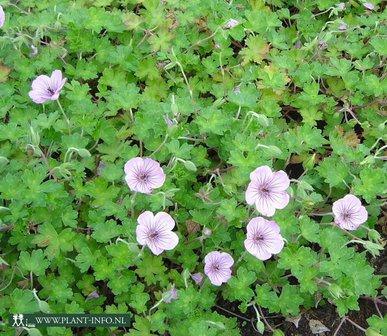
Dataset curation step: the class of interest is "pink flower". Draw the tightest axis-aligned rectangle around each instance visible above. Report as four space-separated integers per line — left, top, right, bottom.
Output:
163 115 173 128
204 229 211 236
124 157 166 194
214 44 220 49
336 3 345 9
85 291 99 302
190 272 204 286
363 2 374 10
0 6 4 28
28 70 67 104
204 251 233 286
244 217 284 260
29 45 38 58
245 165 290 217
162 284 177 303
332 195 368 230
136 211 179 255
339 23 347 30
223 19 239 30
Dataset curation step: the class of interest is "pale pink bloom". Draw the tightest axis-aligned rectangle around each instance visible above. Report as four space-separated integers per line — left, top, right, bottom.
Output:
162 284 177 303
28 70 67 104
136 211 179 255
244 217 284 260
294 41 301 49
163 115 173 128
339 23 347 30
190 272 204 286
29 45 38 58
214 44 220 49
204 229 211 236
245 165 290 217
124 157 165 194
363 2 374 10
85 291 99 302
336 3 345 9
223 19 239 30
332 194 368 230
0 6 4 28
233 85 241 93
204 251 233 286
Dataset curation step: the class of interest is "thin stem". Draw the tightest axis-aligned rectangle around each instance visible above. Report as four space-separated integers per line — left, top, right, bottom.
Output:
234 251 247 268
219 51 226 97
345 317 366 332
0 224 13 231
257 304 274 333
333 316 346 336
36 145 58 182
57 100 71 135
131 192 137 219
215 305 251 322
149 134 168 157
184 27 221 53
175 61 197 115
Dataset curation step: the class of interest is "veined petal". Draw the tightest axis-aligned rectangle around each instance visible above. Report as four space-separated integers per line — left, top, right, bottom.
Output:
245 182 259 205
269 171 290 191
154 212 175 231
31 75 51 91
269 191 289 210
255 197 276 217
50 70 63 91
249 165 272 184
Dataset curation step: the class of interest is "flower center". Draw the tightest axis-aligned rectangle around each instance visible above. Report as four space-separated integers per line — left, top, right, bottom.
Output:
254 234 264 242
342 212 351 220
148 230 159 240
47 87 55 95
139 173 148 182
259 184 270 196
211 264 220 272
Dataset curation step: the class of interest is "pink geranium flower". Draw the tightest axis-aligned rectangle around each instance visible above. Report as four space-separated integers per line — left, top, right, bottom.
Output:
124 157 166 194
204 251 233 286
190 272 204 286
0 6 4 28
162 284 177 303
363 2 374 10
245 165 290 217
136 211 179 255
244 217 284 260
332 195 368 230
28 70 67 104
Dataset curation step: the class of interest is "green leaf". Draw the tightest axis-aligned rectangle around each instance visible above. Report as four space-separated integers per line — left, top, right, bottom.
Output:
226 267 256 302
18 249 49 276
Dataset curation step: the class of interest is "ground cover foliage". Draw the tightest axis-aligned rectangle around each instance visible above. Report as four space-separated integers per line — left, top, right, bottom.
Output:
0 0 386 335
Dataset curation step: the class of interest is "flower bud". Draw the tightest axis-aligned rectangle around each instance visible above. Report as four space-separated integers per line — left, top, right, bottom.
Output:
268 146 282 156
38 300 50 313
303 154 316 169
328 283 343 299
77 148 91 158
360 156 375 165
29 123 40 147
184 160 197 172
368 229 380 242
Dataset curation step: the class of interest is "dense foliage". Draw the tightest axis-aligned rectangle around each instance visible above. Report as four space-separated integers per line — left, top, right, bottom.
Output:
0 0 386 335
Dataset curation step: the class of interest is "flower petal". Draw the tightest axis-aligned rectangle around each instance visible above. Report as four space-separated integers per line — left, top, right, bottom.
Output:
255 197 276 217
31 75 51 91
269 171 290 191
245 181 259 205
154 212 175 231
270 191 289 210
249 165 272 184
